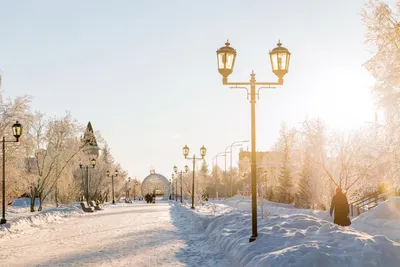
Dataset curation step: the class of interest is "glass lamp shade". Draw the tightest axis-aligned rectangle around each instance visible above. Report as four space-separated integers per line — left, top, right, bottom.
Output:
216 40 237 78
12 121 22 141
200 145 207 158
106 170 110 176
269 41 291 79
91 158 96 168
184 165 189 172
173 165 178 173
183 145 189 158
115 170 119 177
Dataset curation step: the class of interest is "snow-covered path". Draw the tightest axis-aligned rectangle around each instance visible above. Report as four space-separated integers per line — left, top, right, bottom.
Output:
0 201 230 266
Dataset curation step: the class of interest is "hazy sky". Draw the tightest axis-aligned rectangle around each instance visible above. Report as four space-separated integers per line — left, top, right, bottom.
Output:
0 0 394 181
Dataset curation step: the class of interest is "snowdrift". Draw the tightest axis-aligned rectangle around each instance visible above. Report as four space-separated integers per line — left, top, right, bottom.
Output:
352 197 400 242
0 203 84 237
213 197 332 222
175 202 400 267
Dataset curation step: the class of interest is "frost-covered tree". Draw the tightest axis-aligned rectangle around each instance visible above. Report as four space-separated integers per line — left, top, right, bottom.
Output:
276 125 295 204
362 0 400 119
295 150 313 209
0 92 33 206
198 160 210 197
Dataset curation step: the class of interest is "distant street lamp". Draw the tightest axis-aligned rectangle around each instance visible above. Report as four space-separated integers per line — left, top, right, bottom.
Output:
213 151 230 198
79 158 96 205
132 178 140 200
173 165 189 203
107 169 119 204
171 174 176 201
224 142 247 197
1 121 22 225
127 177 131 199
226 140 249 197
182 145 207 209
216 40 291 242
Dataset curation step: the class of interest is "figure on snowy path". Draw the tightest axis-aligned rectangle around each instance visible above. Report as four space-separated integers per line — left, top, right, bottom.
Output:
330 187 351 226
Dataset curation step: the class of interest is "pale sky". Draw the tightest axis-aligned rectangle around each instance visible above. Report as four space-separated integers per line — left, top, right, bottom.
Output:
0 0 393 181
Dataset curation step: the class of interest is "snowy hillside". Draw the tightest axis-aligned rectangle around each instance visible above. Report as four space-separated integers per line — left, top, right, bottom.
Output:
352 197 400 242
177 199 400 267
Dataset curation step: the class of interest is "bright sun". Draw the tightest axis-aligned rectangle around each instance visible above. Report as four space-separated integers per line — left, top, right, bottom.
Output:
311 70 375 133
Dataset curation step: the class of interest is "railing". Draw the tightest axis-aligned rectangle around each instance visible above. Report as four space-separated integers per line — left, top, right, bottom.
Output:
349 188 397 217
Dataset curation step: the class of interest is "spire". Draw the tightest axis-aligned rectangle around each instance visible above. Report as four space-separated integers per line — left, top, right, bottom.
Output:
83 121 99 156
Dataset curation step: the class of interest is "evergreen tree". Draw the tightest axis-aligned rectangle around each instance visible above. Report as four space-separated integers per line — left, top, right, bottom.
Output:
295 151 313 208
277 139 294 204
199 160 209 176
101 142 114 164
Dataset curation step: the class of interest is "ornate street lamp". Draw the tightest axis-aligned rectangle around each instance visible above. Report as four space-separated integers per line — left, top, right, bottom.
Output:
183 145 189 158
79 157 96 205
12 121 22 142
1 121 23 224
182 145 207 209
173 165 188 203
217 41 237 83
269 41 291 81
107 169 118 204
216 39 291 243
90 158 96 168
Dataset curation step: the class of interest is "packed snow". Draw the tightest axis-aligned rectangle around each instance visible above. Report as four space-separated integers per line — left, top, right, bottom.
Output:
0 200 230 266
183 200 400 267
1 197 400 266
212 195 332 221
352 196 400 242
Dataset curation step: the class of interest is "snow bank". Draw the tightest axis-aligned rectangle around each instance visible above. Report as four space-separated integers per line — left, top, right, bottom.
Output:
352 197 400 242
213 197 332 222
0 203 84 237
175 202 400 267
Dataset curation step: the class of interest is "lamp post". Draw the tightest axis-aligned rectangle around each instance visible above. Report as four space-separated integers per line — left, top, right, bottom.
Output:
133 178 137 200
173 165 189 203
175 173 178 201
107 169 119 204
79 158 96 205
224 142 246 198
1 121 22 225
227 140 249 197
127 177 131 199
171 174 176 201
171 174 178 201
182 145 207 209
213 152 228 198
170 177 173 200
216 40 291 242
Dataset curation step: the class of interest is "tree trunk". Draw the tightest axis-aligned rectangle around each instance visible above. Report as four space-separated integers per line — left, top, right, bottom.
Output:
55 186 59 207
30 187 36 212
38 192 43 211
30 196 36 212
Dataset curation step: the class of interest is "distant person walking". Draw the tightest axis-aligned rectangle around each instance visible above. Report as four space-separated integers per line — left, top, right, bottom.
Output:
330 187 351 226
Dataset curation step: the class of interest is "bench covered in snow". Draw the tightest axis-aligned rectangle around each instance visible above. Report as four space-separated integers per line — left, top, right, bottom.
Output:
80 202 94 212
90 201 103 210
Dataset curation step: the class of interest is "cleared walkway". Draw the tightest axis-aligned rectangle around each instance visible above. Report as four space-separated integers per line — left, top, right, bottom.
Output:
0 201 230 266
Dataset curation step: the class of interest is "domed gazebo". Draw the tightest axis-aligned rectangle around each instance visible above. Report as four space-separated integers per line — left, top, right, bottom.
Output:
141 170 170 200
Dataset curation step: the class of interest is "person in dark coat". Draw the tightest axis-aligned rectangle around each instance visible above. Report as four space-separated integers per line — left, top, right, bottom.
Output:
330 187 351 226
145 193 150 203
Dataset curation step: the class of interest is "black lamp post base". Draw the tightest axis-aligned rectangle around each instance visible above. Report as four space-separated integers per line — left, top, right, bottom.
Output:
191 206 195 209
249 235 257 243
0 218 6 224
112 201 115 204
